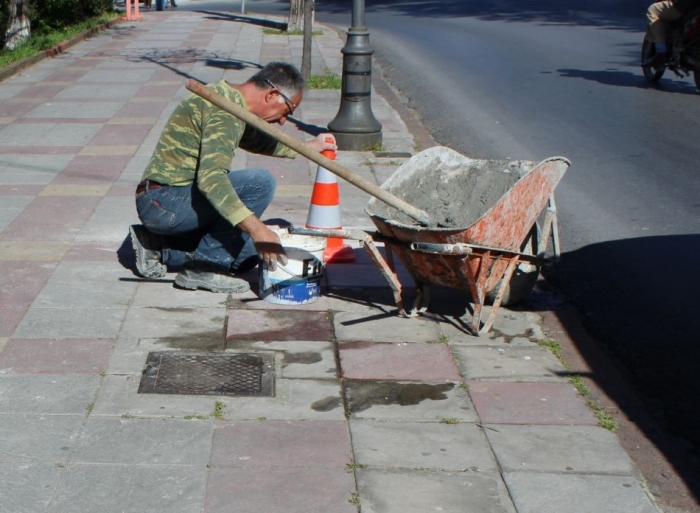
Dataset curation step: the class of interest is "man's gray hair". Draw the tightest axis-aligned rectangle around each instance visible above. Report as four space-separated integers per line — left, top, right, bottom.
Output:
249 62 304 96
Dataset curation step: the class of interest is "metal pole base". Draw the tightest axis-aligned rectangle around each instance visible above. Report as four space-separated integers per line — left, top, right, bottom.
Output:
332 130 382 151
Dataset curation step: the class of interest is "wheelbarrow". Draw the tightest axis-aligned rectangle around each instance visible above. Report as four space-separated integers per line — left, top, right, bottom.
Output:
291 147 570 335
184 81 570 335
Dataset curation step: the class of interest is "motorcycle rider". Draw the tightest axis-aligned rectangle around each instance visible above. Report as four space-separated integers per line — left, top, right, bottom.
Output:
645 0 700 66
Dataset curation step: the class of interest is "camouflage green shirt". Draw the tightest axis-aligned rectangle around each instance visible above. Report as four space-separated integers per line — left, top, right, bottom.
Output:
141 79 296 227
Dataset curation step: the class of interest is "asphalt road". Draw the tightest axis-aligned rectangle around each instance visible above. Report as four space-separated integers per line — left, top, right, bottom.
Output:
182 0 700 500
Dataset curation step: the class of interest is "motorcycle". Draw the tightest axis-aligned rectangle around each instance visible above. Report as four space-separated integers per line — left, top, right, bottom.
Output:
642 7 700 91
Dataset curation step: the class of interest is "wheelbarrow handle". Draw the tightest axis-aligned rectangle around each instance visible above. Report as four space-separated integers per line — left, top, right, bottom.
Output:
184 79 432 227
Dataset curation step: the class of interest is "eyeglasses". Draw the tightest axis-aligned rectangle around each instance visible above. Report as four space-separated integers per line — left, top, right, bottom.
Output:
264 78 297 116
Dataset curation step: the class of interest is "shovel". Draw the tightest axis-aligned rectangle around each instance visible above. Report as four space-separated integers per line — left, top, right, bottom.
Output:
185 79 431 226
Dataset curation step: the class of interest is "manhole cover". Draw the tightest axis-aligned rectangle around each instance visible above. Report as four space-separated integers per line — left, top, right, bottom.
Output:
138 352 274 397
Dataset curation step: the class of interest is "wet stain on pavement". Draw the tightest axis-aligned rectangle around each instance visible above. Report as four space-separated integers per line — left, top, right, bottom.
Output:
344 381 455 414
284 351 323 366
311 396 342 412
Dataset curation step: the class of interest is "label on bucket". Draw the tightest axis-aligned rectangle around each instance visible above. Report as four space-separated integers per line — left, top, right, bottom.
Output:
258 232 326 305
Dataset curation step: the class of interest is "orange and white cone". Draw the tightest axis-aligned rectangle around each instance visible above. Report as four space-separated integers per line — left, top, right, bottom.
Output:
306 147 356 263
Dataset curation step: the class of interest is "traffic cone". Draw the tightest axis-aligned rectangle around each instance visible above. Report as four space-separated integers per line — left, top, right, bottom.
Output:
306 145 356 263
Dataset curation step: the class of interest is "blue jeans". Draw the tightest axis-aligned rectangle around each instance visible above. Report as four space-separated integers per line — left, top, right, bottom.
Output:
135 169 276 272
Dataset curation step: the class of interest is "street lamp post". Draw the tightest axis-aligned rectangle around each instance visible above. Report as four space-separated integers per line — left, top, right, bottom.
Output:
327 0 382 151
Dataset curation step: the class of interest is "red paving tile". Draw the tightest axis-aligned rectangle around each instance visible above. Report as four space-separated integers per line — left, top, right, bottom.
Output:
0 261 55 308
2 196 101 241
203 468 356 513
226 309 333 341
467 381 598 425
210 420 351 468
339 342 462 381
0 338 115 374
0 307 28 337
52 155 131 184
88 124 152 146
115 101 169 118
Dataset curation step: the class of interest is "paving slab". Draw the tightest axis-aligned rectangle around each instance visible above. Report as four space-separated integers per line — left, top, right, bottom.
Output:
484 424 636 474
339 341 461 381
0 414 85 464
203 467 356 513
344 379 478 422
120 305 226 340
356 468 516 513
13 306 128 339
48 464 206 513
333 310 441 343
453 344 569 382
0 465 63 513
210 420 351 468
71 417 213 465
503 472 659 513
349 419 497 471
0 338 114 374
468 381 598 425
226 308 333 342
0 375 99 414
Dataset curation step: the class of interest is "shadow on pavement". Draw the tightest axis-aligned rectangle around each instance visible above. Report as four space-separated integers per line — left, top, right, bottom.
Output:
542 234 700 507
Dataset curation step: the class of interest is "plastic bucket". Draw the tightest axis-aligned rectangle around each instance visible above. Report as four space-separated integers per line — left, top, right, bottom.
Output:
258 232 326 305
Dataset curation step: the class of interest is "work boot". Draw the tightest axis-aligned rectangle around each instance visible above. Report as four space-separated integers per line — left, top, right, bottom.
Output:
174 260 250 293
129 225 167 279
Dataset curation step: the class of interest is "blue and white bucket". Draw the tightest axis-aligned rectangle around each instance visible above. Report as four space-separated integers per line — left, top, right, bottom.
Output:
258 232 326 305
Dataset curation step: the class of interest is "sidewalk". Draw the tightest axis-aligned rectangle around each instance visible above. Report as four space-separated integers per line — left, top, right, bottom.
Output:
0 7 661 513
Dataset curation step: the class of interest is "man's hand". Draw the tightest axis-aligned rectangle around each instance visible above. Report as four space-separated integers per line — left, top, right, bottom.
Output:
306 133 337 153
238 215 288 271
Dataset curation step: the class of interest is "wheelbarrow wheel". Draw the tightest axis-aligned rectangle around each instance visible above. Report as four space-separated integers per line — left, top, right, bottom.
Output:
485 223 541 307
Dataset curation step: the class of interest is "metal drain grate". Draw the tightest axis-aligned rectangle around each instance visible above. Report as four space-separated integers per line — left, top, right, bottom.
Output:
138 352 274 397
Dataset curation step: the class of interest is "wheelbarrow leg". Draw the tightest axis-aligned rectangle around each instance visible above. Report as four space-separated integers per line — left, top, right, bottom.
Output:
539 195 561 261
463 252 520 336
477 256 520 335
361 238 411 317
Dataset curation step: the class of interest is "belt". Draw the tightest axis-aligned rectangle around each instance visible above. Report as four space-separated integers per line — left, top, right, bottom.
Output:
136 180 165 194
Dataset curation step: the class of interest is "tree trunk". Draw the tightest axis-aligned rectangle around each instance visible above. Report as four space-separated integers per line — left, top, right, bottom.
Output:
4 0 31 51
301 0 314 81
288 0 303 32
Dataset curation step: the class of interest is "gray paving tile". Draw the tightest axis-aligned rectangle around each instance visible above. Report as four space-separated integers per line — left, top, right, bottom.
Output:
356 468 516 513
91 374 218 418
13 307 127 338
72 417 213 465
203 467 356 513
333 310 441 343
485 424 636 474
33 280 137 308
105 336 225 375
0 375 100 414
0 464 63 513
55 84 142 100
442 310 545 346
453 345 569 382
345 380 478 422
224 340 336 380
0 123 102 145
350 419 497 471
49 261 136 283
119 306 226 339
47 464 206 513
503 472 660 513
130 281 230 308
0 415 85 464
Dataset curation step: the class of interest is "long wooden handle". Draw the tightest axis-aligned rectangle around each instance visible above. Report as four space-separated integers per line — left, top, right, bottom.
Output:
185 79 431 226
